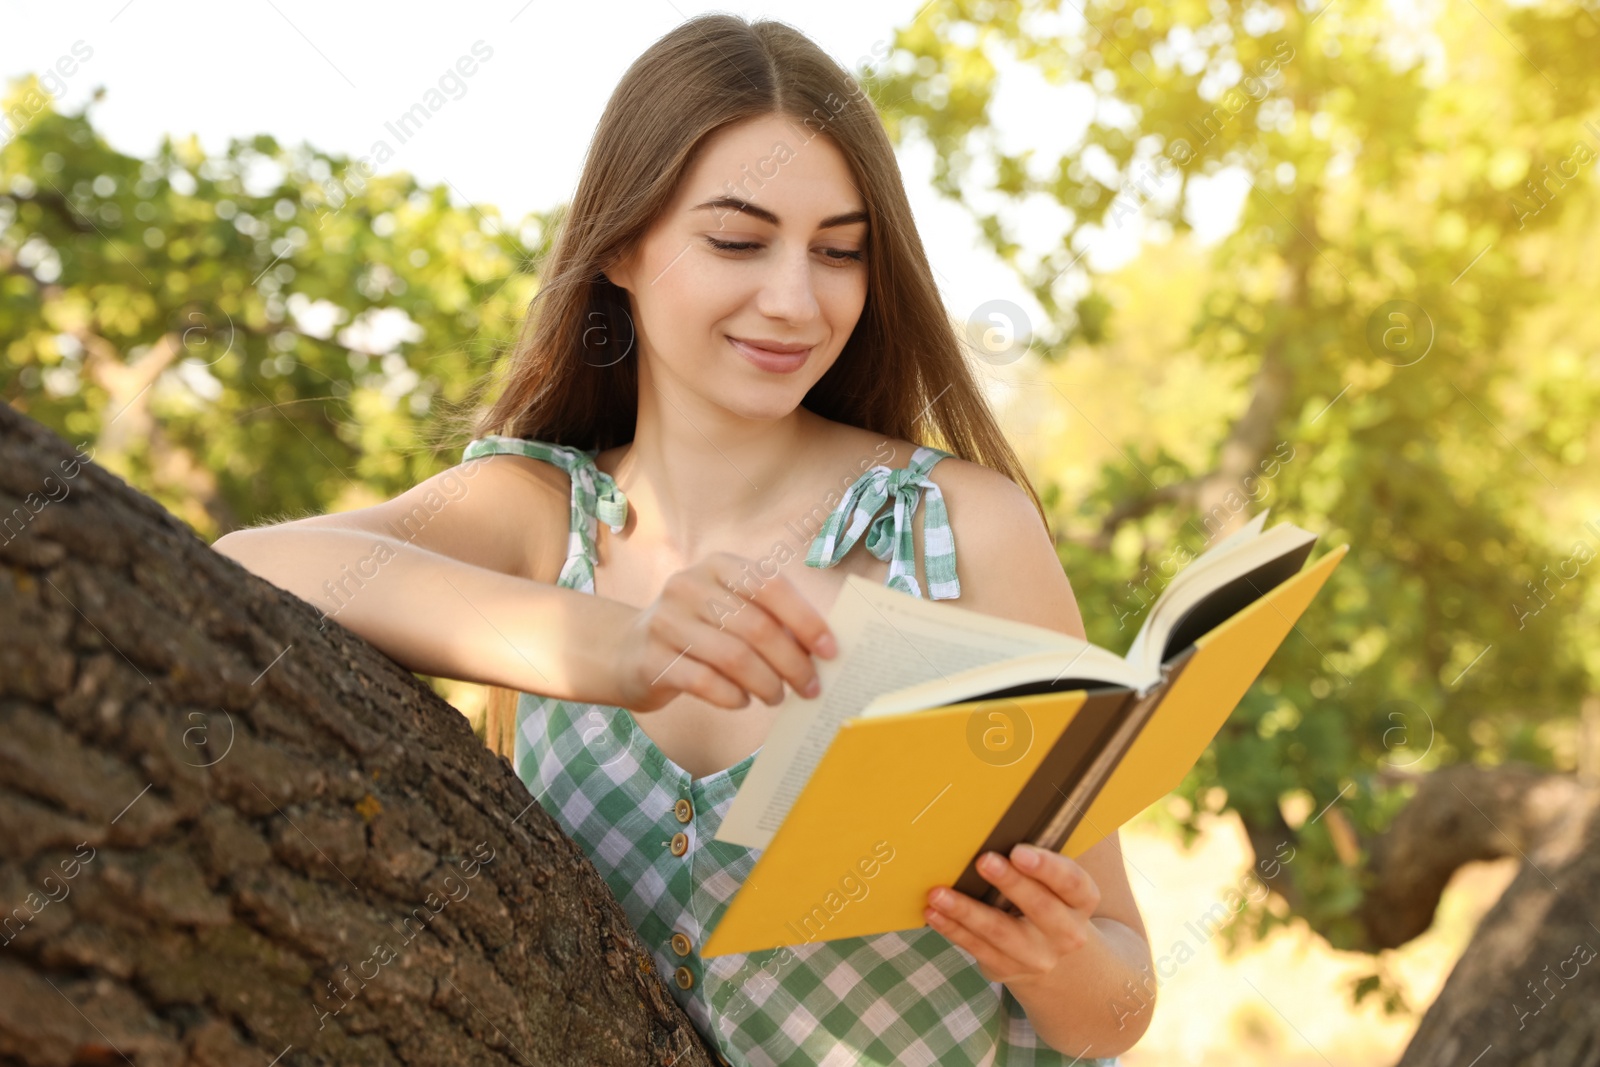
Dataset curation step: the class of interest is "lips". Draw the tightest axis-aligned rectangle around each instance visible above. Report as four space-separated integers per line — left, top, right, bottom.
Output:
728 335 814 374
729 336 814 354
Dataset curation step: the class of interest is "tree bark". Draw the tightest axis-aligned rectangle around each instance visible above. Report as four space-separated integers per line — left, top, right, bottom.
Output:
1394 774 1600 1064
1357 765 1597 953
1230 763 1600 1058
0 403 716 1066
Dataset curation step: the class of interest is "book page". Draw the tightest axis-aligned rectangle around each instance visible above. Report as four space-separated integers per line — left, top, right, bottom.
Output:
857 643 1145 718
714 574 1081 849
1127 518 1316 675
1125 508 1272 670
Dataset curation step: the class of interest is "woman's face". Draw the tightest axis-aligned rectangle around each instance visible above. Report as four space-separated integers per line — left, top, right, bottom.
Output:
606 112 870 422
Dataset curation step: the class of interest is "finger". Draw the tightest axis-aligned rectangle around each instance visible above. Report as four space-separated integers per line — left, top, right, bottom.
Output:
659 567 789 705
633 625 750 710
1011 845 1101 915
701 560 825 698
682 621 789 706
975 850 1093 954
720 558 836 661
665 649 752 709
927 883 1055 976
923 901 1030 979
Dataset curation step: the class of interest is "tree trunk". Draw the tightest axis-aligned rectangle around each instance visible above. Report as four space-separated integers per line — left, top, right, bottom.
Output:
0 403 715 1066
1233 762 1600 1058
1394 776 1600 1065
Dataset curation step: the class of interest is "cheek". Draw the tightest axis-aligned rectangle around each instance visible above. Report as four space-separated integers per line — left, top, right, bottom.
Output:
650 256 745 320
820 274 868 331
634 272 743 367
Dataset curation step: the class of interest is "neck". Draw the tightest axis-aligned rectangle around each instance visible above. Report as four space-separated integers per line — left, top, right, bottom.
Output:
603 361 824 561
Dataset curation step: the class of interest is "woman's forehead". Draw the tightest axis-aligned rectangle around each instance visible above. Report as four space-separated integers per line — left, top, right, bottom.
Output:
671 117 865 226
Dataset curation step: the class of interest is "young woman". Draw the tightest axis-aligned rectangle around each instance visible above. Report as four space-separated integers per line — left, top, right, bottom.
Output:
218 14 1153 1065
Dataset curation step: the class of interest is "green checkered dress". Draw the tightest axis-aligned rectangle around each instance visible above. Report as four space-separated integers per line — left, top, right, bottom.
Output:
461 435 1119 1067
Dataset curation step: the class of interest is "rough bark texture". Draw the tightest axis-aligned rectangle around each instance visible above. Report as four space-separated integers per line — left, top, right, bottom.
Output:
1232 763 1600 1059
1358 765 1598 953
1394 774 1600 1065
1229 760 1600 1060
0 403 715 1066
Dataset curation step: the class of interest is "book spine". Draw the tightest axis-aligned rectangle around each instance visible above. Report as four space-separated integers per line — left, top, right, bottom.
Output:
982 649 1196 915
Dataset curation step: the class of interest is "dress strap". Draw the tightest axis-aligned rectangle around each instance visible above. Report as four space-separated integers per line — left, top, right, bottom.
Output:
460 435 629 588
805 445 960 600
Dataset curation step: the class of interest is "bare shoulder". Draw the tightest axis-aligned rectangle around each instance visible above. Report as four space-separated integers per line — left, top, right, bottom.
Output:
799 416 1084 639
443 452 574 583
459 449 577 502
922 453 1087 642
277 451 573 585
813 422 935 475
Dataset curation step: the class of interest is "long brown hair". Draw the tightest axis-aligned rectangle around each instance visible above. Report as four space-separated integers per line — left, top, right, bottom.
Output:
446 15 1048 756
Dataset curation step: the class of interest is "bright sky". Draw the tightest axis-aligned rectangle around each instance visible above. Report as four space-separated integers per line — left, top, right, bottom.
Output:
3 1 1242 365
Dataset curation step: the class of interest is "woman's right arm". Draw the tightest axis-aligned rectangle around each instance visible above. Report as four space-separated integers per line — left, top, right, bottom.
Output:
210 454 837 711
212 455 637 707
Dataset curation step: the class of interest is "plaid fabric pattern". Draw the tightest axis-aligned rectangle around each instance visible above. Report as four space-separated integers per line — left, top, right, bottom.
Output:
804 445 961 601
460 435 1120 1067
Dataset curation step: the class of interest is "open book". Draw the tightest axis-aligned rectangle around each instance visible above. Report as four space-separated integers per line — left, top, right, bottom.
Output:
702 511 1347 958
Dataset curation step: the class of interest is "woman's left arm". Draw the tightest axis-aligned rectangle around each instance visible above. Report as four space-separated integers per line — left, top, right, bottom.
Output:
915 460 1156 1058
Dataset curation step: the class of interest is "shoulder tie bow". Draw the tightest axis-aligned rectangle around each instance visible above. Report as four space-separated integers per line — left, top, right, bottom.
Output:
586 469 629 532
805 449 960 600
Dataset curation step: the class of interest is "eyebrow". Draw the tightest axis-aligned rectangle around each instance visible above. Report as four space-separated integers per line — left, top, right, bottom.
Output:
692 195 868 231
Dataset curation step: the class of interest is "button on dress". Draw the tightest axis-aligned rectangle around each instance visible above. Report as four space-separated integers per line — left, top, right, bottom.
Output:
460 435 1120 1067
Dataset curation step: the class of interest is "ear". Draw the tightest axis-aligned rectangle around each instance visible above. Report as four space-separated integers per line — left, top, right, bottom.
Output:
601 243 638 292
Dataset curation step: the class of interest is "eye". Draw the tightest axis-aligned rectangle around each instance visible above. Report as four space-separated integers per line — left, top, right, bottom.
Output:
704 237 759 253
703 237 865 266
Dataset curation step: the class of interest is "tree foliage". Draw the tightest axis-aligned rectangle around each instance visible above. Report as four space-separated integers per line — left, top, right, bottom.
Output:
1 76 541 537
867 0 1600 967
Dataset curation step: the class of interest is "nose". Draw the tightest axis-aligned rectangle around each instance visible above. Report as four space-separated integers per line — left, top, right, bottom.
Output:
754 242 822 325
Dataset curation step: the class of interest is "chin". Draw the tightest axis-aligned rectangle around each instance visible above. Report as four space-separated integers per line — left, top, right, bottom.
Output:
722 388 811 423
